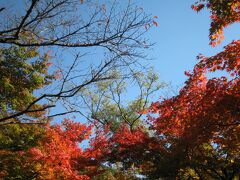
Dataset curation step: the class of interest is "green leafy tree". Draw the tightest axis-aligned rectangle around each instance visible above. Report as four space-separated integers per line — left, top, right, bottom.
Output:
0 46 54 124
76 69 164 131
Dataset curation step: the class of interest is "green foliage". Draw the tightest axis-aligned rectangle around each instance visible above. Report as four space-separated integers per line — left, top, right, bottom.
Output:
0 124 44 151
79 69 164 131
0 124 45 179
0 46 54 119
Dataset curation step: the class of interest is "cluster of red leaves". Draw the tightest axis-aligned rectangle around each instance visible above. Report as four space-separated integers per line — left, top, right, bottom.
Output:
113 125 146 148
192 0 240 46
101 124 167 175
149 40 240 145
84 125 110 160
25 119 103 180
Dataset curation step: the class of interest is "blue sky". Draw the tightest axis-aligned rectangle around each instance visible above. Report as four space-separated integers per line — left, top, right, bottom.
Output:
138 0 240 87
38 0 239 121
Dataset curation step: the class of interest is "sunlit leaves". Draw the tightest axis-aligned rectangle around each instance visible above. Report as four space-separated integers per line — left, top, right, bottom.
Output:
192 0 240 46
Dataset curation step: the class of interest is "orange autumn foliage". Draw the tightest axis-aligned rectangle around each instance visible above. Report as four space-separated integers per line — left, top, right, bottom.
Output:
25 119 106 180
192 0 240 46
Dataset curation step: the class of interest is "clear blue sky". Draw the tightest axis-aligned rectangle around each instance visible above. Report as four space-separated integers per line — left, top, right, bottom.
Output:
138 0 240 87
